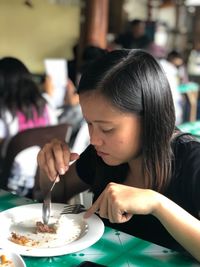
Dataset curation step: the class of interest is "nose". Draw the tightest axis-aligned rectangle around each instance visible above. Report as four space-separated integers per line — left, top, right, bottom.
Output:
89 127 103 146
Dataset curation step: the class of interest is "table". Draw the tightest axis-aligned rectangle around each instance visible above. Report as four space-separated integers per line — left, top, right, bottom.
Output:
0 189 199 267
178 82 199 122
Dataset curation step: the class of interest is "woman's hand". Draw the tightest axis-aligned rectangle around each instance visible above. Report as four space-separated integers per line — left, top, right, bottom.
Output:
37 138 79 181
84 183 200 262
84 182 159 223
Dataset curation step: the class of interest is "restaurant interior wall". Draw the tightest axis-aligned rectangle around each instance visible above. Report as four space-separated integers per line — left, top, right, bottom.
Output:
0 0 81 73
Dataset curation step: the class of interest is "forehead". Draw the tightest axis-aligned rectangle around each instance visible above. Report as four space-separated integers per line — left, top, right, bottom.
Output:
79 91 126 122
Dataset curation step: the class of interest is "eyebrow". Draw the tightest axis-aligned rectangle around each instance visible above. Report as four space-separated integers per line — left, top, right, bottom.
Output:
86 119 113 124
94 120 113 123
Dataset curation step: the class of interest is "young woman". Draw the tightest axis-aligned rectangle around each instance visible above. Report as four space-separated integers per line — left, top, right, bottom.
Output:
0 57 57 196
37 49 200 261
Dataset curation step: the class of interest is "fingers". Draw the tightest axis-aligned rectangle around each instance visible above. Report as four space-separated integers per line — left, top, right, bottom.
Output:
84 196 102 219
47 140 66 179
84 191 109 220
37 138 79 181
37 146 56 181
83 183 133 224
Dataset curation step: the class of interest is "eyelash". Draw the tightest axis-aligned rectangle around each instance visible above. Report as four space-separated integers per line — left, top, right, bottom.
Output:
101 128 113 133
86 122 113 133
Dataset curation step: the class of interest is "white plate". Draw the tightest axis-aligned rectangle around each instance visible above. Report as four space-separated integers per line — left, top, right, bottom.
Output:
0 248 26 266
0 203 104 257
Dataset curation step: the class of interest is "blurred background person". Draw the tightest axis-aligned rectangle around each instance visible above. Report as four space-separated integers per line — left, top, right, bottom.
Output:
59 45 107 147
0 57 57 197
58 78 84 147
68 44 79 86
187 41 200 85
40 74 56 109
115 19 151 50
159 52 184 125
78 45 107 84
167 50 189 84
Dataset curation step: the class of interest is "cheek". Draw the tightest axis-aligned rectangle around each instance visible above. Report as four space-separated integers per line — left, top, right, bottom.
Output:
117 129 142 152
110 135 131 151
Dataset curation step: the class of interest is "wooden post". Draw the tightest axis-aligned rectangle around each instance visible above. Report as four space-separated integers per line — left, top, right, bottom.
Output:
84 0 109 49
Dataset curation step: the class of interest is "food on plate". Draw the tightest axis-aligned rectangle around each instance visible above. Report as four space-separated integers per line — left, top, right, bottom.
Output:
10 232 33 246
0 254 14 267
9 221 56 247
10 232 30 245
9 215 82 248
35 221 56 233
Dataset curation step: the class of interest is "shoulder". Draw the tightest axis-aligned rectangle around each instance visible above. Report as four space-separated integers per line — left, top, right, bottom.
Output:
0 110 18 137
170 134 200 217
172 134 200 169
0 109 13 122
172 134 200 156
0 118 6 139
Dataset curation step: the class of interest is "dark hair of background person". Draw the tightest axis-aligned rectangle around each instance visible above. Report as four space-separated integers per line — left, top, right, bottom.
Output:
167 50 184 64
0 57 47 120
115 19 151 49
68 44 79 85
68 44 107 86
130 19 144 27
79 45 107 74
78 49 176 192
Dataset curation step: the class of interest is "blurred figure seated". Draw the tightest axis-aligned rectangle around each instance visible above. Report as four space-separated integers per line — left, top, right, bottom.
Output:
115 19 151 50
0 57 57 197
187 41 200 85
40 74 56 109
58 79 84 147
159 53 184 125
167 50 189 84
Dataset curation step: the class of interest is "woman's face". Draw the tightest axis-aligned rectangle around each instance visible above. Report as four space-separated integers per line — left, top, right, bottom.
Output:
80 91 142 166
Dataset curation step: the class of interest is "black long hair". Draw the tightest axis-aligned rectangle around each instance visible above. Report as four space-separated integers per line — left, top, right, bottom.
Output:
78 49 176 192
0 57 46 120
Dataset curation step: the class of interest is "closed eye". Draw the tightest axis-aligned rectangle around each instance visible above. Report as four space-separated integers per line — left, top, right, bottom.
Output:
101 128 114 133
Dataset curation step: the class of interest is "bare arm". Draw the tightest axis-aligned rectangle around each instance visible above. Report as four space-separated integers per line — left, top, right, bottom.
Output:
153 192 200 262
84 183 200 262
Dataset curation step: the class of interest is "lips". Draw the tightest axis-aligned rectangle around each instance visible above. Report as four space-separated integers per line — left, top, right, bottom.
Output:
96 150 109 157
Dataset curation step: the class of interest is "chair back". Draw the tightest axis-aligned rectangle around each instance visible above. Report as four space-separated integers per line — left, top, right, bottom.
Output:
0 123 72 189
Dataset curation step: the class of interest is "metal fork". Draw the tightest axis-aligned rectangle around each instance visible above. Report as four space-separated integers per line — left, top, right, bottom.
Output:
61 204 87 215
42 179 57 225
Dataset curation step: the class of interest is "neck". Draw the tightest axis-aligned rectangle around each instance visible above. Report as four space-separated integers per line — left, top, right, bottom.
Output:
125 156 145 188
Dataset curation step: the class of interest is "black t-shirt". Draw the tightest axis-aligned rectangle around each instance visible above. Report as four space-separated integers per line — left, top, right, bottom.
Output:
76 135 200 251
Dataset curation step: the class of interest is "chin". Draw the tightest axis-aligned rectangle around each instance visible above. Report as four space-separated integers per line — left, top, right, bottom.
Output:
102 158 123 166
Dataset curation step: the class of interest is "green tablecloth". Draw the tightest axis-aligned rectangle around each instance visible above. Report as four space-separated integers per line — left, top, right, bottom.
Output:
0 189 199 267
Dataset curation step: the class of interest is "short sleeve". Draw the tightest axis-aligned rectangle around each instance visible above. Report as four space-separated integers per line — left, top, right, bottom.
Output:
75 145 96 185
180 141 200 218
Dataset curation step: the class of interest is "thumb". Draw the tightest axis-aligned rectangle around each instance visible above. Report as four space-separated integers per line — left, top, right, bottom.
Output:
70 153 80 162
